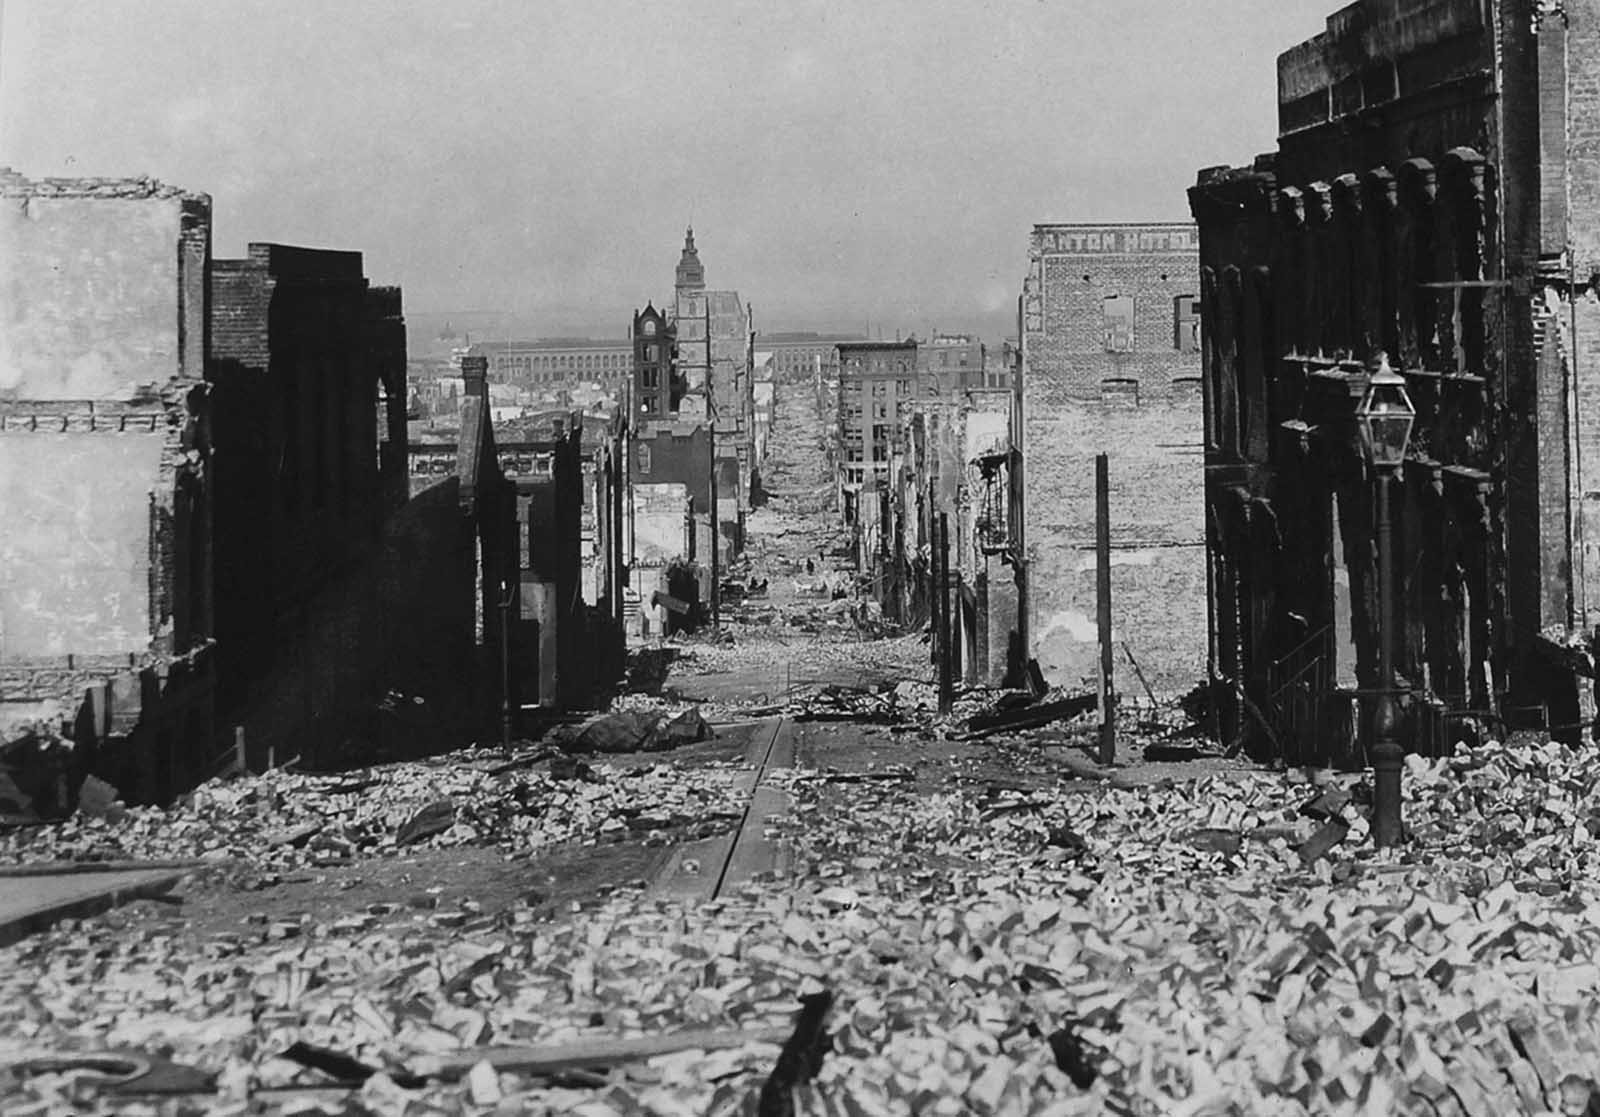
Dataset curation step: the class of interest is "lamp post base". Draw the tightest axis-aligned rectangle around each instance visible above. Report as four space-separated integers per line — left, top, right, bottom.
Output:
1370 735 1405 847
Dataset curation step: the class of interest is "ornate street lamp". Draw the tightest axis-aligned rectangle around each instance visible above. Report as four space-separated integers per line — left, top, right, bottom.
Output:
1355 352 1415 848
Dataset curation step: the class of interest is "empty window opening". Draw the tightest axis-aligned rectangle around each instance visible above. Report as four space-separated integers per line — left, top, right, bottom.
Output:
1103 295 1136 352
1174 295 1202 352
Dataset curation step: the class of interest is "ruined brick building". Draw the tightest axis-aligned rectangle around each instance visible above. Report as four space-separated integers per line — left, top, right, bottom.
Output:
1019 223 1205 694
209 243 490 767
407 363 626 725
0 172 214 806
1189 0 1600 762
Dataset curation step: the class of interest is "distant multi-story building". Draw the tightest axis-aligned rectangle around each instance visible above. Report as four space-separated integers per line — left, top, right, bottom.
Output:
837 339 920 507
919 333 987 399
759 332 868 378
468 338 632 386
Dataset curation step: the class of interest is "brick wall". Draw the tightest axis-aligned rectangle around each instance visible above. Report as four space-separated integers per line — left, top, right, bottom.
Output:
1024 224 1201 404
209 245 385 699
1021 223 1204 693
636 423 712 510
1024 401 1206 695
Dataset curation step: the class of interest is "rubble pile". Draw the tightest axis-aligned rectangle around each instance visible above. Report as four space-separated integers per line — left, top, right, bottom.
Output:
0 750 751 872
679 632 929 687
8 739 1600 1113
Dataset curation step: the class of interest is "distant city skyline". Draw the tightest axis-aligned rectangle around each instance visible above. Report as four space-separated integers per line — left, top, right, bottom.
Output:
2 0 1336 339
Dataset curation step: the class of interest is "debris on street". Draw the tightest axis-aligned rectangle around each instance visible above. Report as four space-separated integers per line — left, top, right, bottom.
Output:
0 747 753 871
6 736 1600 1113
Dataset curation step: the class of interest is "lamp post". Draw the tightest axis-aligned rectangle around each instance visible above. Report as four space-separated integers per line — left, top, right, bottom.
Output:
1355 352 1415 848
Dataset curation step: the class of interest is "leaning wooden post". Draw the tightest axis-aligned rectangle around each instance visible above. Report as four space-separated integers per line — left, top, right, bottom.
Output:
1096 453 1115 764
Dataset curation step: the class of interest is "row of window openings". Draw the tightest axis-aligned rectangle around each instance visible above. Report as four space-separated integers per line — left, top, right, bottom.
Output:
844 361 912 374
497 344 836 375
495 353 628 373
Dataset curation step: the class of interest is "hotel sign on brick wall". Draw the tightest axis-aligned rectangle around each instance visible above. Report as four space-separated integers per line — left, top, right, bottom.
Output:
1031 225 1196 255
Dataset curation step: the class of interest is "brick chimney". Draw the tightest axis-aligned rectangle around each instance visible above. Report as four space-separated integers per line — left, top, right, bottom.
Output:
461 354 488 400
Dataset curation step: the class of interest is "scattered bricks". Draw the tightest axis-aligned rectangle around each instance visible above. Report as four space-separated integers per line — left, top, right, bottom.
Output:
1296 818 1349 866
1300 786 1352 821
1508 1016 1561 1095
1358 1012 1393 1048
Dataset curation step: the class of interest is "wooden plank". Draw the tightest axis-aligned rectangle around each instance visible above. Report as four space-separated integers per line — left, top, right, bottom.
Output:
0 860 209 878
410 1025 793 1080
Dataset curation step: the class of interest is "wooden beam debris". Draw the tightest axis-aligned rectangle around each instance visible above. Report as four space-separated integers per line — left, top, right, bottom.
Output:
409 1025 793 1080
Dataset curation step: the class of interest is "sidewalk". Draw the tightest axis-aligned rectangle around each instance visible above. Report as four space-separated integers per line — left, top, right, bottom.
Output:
0 862 192 947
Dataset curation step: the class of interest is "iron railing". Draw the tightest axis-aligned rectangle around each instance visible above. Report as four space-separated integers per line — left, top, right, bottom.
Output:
1266 625 1332 767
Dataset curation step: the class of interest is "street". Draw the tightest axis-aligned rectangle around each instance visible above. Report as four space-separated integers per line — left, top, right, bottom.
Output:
4 377 1600 1115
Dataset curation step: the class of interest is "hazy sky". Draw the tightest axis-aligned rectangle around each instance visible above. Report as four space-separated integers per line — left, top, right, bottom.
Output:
1 0 1335 338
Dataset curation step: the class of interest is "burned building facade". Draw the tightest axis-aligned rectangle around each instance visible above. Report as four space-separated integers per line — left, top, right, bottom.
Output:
0 172 215 806
209 244 471 767
1189 0 1600 762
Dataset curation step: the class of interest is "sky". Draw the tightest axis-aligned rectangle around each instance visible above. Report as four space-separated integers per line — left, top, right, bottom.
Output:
0 0 1336 340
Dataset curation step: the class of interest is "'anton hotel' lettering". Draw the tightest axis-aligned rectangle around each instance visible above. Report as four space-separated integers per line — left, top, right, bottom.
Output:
1034 226 1196 254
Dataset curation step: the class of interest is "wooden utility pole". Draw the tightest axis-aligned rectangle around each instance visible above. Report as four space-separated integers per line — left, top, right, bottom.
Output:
1096 453 1115 764
938 512 954 715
